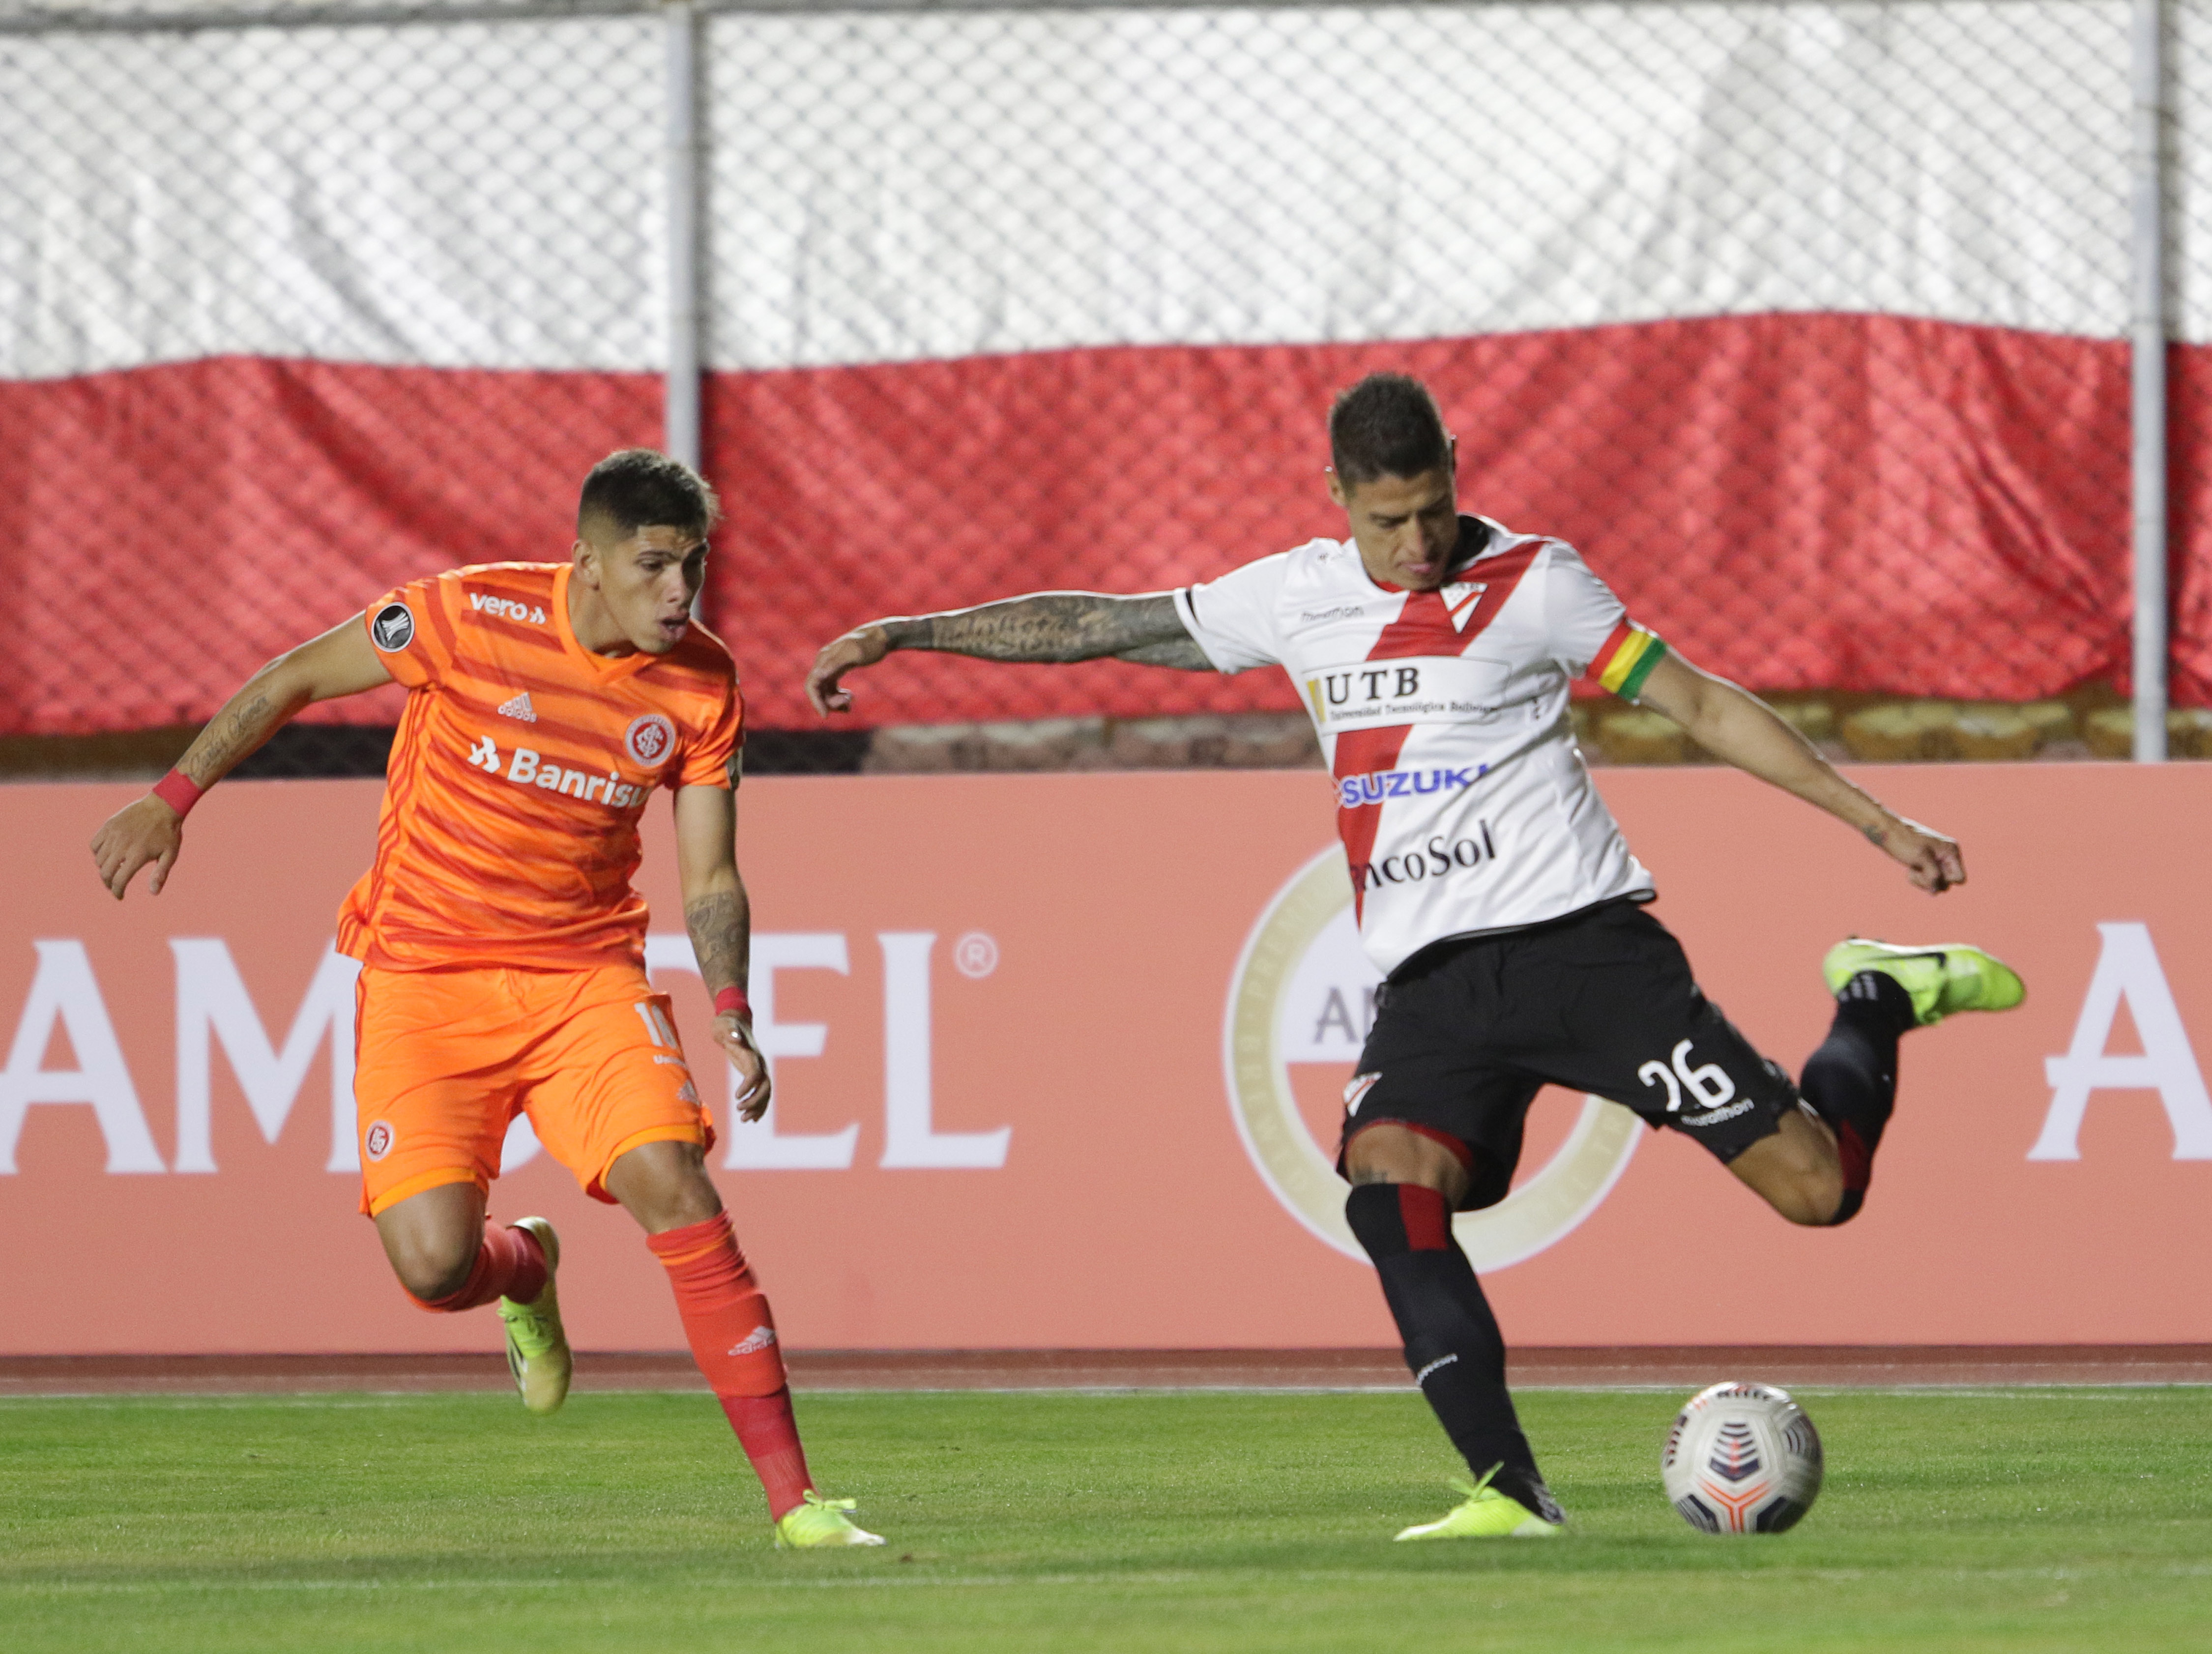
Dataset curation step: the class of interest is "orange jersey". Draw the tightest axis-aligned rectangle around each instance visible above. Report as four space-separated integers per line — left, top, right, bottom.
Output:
336 562 740 971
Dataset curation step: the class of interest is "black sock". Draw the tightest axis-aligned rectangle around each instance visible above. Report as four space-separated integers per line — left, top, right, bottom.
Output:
1344 1182 1561 1521
1799 970 1917 1223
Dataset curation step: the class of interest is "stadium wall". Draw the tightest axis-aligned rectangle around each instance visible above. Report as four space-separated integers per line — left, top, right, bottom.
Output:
3 765 2208 1355
7 0 2212 736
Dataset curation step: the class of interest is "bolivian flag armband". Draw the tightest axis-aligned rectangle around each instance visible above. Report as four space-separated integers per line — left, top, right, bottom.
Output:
1589 620 1668 700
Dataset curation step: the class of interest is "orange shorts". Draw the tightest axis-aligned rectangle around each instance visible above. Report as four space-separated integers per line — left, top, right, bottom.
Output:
352 963 715 1217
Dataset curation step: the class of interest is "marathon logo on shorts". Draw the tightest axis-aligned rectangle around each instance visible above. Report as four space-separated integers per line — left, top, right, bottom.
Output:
624 713 676 768
370 602 415 652
1347 823 1499 892
1335 764 1486 810
363 1121 395 1162
1679 1099 1757 1127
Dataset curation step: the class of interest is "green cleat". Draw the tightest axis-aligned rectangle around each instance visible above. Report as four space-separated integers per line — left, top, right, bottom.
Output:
774 1491 886 1549
496 1217 571 1417
1821 938 2026 1027
1394 1468 1563 1541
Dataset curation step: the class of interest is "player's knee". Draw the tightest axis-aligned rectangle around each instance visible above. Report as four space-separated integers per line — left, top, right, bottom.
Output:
608 1139 723 1233
389 1232 481 1302
1769 1160 1844 1226
1342 1124 1471 1207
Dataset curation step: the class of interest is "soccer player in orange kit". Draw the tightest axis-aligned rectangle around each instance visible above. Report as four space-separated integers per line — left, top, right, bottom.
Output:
91 449 882 1548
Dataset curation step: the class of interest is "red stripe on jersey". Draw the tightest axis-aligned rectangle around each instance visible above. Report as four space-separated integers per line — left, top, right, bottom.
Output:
419 582 461 658
476 619 566 655
395 832 559 908
1333 543 1543 920
1363 544 1542 661
1334 722 1416 925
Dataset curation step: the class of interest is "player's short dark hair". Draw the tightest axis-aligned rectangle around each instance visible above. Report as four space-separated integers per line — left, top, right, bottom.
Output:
1329 373 1451 487
576 448 722 540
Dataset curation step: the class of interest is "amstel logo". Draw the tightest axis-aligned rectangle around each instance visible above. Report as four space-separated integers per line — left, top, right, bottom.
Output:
1223 845 1642 1267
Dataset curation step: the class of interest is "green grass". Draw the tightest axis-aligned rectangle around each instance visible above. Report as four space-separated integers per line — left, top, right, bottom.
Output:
2 1388 2209 1652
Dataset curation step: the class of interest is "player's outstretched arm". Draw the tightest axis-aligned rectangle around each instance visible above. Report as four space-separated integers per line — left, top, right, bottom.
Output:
1633 652 1966 894
805 591 1208 715
89 615 394 900
672 783 772 1122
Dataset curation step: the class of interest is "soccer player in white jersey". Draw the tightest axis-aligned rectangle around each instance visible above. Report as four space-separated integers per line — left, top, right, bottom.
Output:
805 373 2023 1539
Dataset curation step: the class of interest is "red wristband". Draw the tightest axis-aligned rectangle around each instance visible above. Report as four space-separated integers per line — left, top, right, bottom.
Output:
714 987 752 1021
151 769 204 818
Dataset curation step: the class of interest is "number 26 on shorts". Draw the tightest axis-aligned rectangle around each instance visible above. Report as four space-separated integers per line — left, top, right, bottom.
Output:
1638 1039 1736 1113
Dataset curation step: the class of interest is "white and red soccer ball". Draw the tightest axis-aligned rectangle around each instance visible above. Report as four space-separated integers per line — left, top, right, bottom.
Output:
1661 1381 1823 1534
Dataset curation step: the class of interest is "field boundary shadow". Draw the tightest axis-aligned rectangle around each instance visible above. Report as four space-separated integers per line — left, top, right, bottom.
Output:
6 1345 2212 1395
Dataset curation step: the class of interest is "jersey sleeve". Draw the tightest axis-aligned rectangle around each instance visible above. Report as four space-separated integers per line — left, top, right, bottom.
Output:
1172 552 1292 673
677 677 744 790
360 574 454 691
1541 541 1669 699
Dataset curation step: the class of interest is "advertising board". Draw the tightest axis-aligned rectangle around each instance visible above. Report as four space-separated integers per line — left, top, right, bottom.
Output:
3 766 2207 1352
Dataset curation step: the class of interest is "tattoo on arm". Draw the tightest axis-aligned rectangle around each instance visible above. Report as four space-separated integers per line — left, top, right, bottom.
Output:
177 690 279 787
1863 822 1888 849
882 593 1193 665
684 886 751 997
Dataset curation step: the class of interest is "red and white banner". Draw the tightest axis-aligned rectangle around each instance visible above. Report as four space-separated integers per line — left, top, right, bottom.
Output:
4 765 2210 1354
4 2 2209 734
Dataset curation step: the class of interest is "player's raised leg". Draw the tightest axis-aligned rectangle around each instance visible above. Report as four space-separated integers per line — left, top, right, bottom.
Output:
1732 939 2025 1225
373 1182 569 1412
1342 1125 1562 1540
606 1140 883 1547
354 967 572 1413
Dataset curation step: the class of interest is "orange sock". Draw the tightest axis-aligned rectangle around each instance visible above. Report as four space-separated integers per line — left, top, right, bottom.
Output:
407 1219 546 1312
647 1211 814 1519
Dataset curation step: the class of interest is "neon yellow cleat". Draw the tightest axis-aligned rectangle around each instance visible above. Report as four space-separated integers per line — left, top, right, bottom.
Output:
496 1217 571 1417
774 1491 886 1549
1821 938 2026 1027
1394 1468 1562 1541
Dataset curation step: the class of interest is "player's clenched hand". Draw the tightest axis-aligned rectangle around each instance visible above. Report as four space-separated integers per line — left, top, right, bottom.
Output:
806 624 891 717
90 795 185 900
715 1014 773 1121
1873 815 1965 894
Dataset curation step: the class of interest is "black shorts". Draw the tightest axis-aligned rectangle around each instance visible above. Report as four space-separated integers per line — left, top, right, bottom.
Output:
1338 900 1799 1211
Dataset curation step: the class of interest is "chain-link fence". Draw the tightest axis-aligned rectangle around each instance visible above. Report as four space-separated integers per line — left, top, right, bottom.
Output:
3 0 2205 776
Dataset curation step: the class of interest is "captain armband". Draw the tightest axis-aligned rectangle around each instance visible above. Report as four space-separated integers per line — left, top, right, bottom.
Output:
1588 621 1668 701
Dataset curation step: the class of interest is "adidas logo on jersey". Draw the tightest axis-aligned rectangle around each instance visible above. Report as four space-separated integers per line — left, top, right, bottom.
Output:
497 692 537 722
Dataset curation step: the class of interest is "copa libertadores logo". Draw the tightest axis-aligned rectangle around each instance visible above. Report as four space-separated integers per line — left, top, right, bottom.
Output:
1223 844 1642 1267
370 602 415 652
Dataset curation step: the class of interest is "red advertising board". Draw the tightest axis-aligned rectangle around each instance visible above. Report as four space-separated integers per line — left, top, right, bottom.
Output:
3 765 2209 1354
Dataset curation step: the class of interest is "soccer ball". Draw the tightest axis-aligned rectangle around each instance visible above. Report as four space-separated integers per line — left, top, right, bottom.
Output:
1660 1381 1823 1534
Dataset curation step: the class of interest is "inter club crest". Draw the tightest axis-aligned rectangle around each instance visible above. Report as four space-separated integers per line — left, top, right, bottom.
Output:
624 713 676 768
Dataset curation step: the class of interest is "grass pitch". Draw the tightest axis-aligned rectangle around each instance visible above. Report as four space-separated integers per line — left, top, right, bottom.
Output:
3 1387 2208 1652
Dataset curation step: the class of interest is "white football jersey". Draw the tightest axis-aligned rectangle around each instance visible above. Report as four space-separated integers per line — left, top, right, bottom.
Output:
1175 516 1671 976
